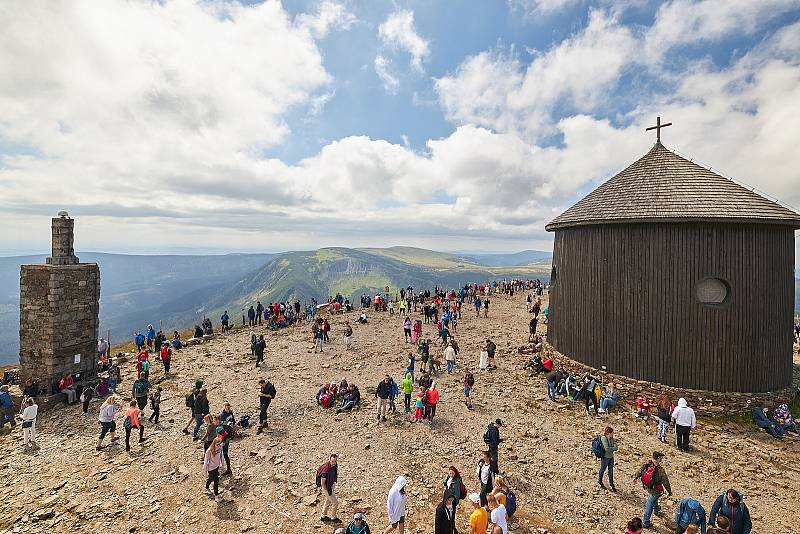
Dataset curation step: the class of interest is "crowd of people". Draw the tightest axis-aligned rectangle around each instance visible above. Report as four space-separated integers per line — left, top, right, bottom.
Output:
5 275 786 534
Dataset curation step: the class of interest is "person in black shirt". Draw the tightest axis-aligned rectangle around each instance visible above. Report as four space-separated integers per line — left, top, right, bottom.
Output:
254 335 266 368
257 379 276 434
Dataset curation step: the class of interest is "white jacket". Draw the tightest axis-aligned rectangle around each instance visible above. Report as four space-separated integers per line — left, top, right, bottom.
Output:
671 398 696 428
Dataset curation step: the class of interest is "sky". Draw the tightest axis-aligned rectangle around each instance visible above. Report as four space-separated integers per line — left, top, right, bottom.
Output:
1 0 799 255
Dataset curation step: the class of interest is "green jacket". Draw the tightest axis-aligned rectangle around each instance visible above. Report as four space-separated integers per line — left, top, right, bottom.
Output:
401 373 413 394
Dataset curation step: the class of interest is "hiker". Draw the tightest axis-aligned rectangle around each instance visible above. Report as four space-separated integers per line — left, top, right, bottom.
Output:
444 342 456 374
427 381 440 426
218 403 235 475
314 326 325 353
484 419 503 474
486 493 507 534
389 375 399 413
107 364 121 393
148 386 162 424
772 402 798 434
134 331 145 351
343 322 353 350
655 394 672 443
675 498 707 534
625 518 644 534
220 310 229 332
671 398 696 451
598 383 619 413
336 384 361 413
160 343 172 374
413 387 426 423
634 451 672 529
467 493 488 534
59 373 77 404
254 335 266 368
636 393 652 420
479 347 488 371
412 320 422 344
146 324 156 351
97 395 119 450
132 373 151 413
20 396 38 449
318 454 340 523
709 489 752 534
463 368 474 409
474 297 482 317
375 375 391 422
80 383 93 417
752 404 784 438
123 399 145 452
346 512 371 534
708 517 732 534
483 298 490 317
434 495 457 534
476 451 494 506
181 380 203 435
257 378 276 433
384 476 407 534
546 369 564 402
203 435 224 502
597 426 617 491
0 385 14 429
192 388 210 439
201 414 220 457
485 338 496 369
401 372 413 413
442 465 465 514
403 317 412 343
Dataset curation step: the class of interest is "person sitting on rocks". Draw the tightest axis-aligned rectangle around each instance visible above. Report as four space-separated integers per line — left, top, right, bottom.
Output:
636 394 652 421
337 385 361 413
193 324 204 338
58 373 77 404
171 331 182 349
598 383 620 414
772 402 798 434
752 404 784 438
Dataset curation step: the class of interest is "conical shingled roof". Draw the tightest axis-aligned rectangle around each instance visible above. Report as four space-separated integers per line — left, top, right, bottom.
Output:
545 142 800 230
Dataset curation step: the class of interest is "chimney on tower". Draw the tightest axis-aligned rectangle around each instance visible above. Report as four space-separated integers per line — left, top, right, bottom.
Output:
46 210 80 265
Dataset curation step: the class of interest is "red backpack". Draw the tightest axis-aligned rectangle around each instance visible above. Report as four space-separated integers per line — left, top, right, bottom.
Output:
641 464 664 494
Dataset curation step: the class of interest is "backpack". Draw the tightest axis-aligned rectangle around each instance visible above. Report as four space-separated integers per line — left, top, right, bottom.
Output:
315 462 330 487
505 488 517 516
320 394 332 409
591 436 605 459
641 463 664 494
185 391 195 408
483 424 492 444
141 360 150 373
459 479 467 497
123 415 132 429
465 373 475 388
134 381 146 396
238 415 250 428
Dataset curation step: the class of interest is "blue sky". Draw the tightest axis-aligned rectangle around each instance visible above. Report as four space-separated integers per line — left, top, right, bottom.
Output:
0 0 799 255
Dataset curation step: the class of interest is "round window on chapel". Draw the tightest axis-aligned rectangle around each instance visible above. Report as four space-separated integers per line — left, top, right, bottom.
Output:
695 278 730 305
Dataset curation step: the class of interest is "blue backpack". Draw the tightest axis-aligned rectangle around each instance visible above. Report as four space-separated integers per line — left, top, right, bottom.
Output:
505 489 517 516
591 436 605 458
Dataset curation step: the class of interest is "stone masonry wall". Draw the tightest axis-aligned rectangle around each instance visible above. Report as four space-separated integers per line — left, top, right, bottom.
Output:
19 263 100 392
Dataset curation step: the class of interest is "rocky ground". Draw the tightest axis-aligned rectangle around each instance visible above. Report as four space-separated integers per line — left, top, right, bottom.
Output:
1 293 799 534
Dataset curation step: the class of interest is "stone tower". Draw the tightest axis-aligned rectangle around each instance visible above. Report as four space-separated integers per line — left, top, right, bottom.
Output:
19 212 100 392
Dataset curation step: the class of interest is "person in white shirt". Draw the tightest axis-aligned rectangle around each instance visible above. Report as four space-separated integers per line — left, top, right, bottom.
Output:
20 397 38 449
96 395 119 450
671 397 697 452
444 343 456 374
487 493 508 534
476 451 493 505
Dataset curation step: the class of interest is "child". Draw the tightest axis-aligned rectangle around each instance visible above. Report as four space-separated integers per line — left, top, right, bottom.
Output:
414 387 426 422
636 393 652 421
655 394 672 443
684 525 700 534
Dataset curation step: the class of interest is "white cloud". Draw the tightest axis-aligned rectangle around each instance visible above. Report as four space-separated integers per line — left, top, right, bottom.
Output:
296 0 356 38
374 55 400 94
508 0 580 16
378 9 430 71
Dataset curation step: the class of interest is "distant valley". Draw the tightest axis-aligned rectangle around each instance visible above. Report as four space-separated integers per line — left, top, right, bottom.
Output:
0 247 551 365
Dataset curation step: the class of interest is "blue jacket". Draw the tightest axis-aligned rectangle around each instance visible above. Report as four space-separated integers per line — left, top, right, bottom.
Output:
710 491 751 534
135 333 145 346
0 391 12 410
675 499 706 533
146 327 156 341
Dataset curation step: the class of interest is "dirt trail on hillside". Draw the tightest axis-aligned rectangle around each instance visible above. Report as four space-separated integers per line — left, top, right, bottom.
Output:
1 294 799 534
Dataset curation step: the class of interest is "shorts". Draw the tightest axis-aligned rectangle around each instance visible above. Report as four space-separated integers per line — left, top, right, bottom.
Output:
392 516 405 528
464 387 471 397
99 420 116 439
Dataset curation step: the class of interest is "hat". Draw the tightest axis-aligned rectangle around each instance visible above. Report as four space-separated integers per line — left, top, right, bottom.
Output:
653 451 665 460
353 512 363 520
467 493 481 504
495 418 504 426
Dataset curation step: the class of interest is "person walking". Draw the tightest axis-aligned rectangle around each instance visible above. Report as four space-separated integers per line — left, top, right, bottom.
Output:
343 322 353 351
96 395 119 450
148 386 162 424
20 396 38 450
314 326 325 353
434 495 457 534
709 489 752 534
401 372 413 413
671 398 696 451
79 384 93 417
132 373 151 414
487 493 507 534
476 450 494 506
463 368 475 409
655 395 672 443
256 378 276 434
254 335 266 368
160 343 172 375
384 476 407 534
427 382 440 426
444 342 456 374
442 465 465 515
484 419 503 474
598 426 617 491
317 454 340 523
376 375 391 422
634 451 672 529
123 399 145 452
203 435 224 502
192 388 210 440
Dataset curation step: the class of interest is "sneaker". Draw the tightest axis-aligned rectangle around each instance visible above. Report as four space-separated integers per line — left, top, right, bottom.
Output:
610 485 617 492
214 495 223 503
204 488 213 495
598 482 606 489
320 516 330 522
139 438 147 443
182 428 189 435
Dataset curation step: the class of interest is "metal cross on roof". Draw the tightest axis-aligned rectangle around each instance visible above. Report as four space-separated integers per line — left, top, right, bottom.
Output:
646 116 672 142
